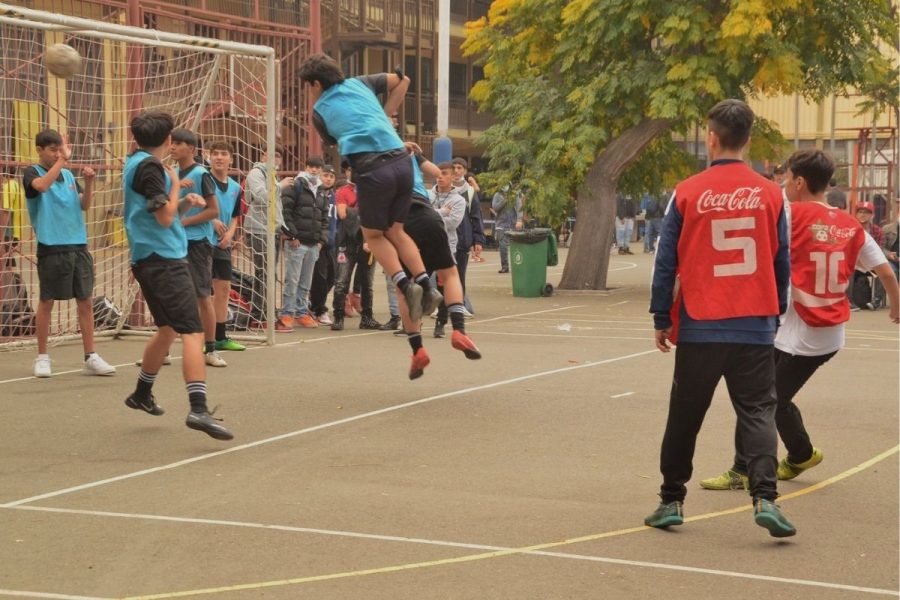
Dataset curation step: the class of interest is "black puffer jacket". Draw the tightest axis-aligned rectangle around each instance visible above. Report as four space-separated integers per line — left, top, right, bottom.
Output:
281 177 328 245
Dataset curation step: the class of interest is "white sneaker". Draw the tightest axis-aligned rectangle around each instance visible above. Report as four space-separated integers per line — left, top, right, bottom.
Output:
84 354 116 376
205 351 228 368
33 356 52 378
430 309 438 319
317 312 333 325
461 307 474 318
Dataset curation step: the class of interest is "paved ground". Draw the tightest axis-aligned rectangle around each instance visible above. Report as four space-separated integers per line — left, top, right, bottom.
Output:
0 248 897 599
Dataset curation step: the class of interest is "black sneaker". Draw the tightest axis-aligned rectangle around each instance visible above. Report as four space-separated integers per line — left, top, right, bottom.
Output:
125 393 165 416
498 267 509 273
330 316 344 331
186 411 234 441
421 287 443 317
433 320 446 338
403 282 425 321
380 315 401 330
359 316 383 330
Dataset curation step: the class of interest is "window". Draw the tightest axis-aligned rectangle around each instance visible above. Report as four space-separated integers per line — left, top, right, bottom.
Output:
449 62 467 97
404 56 433 94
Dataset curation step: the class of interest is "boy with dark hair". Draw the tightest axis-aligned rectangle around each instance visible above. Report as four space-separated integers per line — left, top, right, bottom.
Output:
404 152 481 373
170 128 223 366
450 157 485 315
299 54 441 370
244 144 290 328
279 153 331 330
23 129 115 378
309 164 338 325
701 149 899 490
647 99 794 537
207 140 245 352
429 162 466 338
122 111 233 441
330 163 381 331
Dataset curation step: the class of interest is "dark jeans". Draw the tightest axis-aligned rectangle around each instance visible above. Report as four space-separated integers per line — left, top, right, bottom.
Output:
309 246 335 317
333 244 375 318
659 342 778 503
732 348 836 473
247 232 280 321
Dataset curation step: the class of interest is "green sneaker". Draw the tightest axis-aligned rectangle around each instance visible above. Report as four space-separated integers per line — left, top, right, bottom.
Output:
754 499 796 537
777 447 823 480
215 338 246 352
644 501 684 528
699 469 749 490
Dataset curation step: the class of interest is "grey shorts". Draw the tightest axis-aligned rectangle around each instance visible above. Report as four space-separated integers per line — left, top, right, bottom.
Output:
37 247 94 301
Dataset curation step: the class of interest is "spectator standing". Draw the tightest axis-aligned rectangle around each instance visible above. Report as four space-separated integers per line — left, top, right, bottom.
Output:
309 164 338 325
825 178 847 210
278 156 330 331
492 184 523 273
615 194 636 255
244 146 290 327
642 192 665 254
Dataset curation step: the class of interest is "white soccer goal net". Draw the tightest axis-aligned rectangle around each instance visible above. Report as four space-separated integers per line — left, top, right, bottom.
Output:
0 3 281 350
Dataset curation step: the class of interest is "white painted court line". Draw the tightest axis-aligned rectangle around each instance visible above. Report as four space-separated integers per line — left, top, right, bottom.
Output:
472 331 652 342
0 305 585 386
610 391 635 398
7 506 897 597
611 300 629 306
1 347 654 508
0 591 112 600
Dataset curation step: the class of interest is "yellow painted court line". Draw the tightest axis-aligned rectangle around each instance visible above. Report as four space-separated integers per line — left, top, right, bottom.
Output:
122 445 900 599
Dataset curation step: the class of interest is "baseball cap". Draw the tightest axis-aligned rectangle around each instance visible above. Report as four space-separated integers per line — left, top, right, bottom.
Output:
856 201 874 213
322 164 336 175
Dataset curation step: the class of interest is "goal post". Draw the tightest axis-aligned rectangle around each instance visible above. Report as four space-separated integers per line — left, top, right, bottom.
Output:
0 2 281 349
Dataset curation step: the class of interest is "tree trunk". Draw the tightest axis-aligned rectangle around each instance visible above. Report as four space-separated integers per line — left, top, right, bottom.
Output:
559 118 671 290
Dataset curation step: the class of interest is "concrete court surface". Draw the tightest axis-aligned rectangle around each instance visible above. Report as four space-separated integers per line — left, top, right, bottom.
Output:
0 248 897 600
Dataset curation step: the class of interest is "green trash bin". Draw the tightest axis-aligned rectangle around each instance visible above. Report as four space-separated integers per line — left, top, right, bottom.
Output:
508 228 552 297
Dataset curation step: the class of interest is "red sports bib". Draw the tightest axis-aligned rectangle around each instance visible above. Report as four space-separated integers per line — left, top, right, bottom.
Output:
674 163 783 320
789 202 864 327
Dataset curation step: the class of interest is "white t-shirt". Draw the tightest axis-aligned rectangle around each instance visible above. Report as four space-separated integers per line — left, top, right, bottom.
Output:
775 232 886 356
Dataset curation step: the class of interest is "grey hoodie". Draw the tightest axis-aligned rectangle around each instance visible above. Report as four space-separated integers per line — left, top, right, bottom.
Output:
429 184 466 255
492 189 523 230
244 161 285 236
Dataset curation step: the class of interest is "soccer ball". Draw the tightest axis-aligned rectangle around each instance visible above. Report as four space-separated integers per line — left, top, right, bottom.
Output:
44 43 82 79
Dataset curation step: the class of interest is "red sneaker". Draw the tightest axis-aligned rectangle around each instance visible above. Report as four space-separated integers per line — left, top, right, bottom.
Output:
451 330 482 360
294 314 319 328
275 316 294 333
408 347 430 380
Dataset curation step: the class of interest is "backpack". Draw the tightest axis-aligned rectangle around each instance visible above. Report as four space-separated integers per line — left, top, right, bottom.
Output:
0 270 35 338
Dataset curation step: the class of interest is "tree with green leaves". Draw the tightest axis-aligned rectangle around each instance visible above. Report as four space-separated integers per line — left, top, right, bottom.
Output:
464 0 898 289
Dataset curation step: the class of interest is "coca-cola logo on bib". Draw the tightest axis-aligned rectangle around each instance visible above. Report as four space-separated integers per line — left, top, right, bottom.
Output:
696 187 764 214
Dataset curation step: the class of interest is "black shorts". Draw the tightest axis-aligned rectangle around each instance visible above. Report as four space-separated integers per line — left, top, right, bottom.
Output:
404 201 456 273
132 257 203 334
211 247 232 282
354 153 413 231
37 247 94 301
186 240 213 298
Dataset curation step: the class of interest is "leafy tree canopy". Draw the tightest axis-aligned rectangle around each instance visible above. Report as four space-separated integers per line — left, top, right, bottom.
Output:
464 0 897 227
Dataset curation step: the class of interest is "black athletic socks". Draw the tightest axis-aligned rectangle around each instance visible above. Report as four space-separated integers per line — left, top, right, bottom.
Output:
414 272 432 291
392 271 411 293
448 303 466 332
135 370 157 400
204 341 215 354
407 332 423 353
186 381 208 413
215 322 227 342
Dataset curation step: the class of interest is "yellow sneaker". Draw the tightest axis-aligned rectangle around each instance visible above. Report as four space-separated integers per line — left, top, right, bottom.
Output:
777 448 823 480
699 469 748 490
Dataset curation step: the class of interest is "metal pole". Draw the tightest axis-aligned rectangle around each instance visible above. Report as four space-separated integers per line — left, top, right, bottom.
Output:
189 54 224 131
829 95 836 156
794 94 800 149
265 52 277 346
437 0 449 136
308 0 322 156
